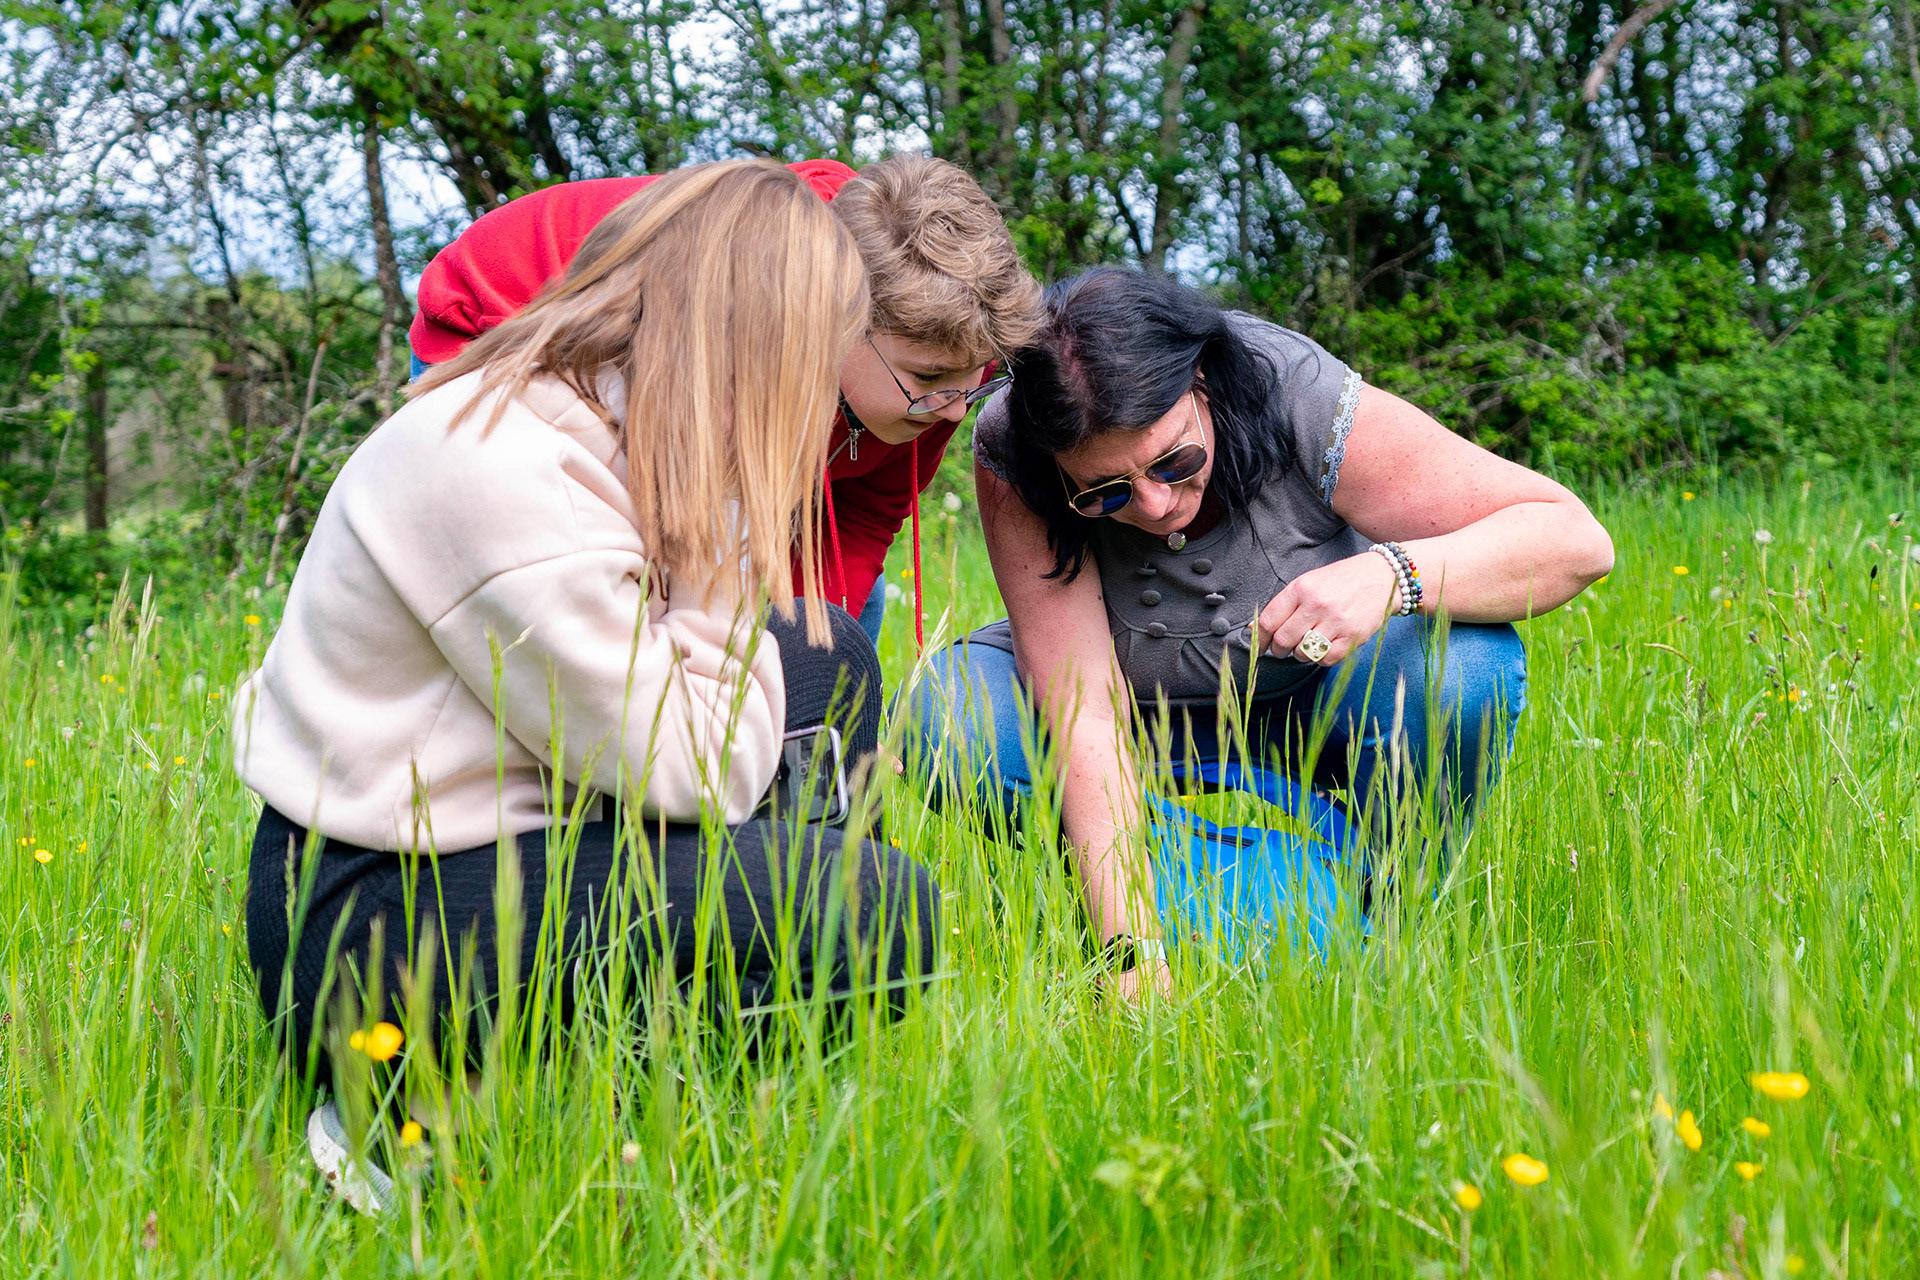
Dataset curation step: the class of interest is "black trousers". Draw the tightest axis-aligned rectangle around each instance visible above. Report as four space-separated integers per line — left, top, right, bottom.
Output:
245 603 938 1076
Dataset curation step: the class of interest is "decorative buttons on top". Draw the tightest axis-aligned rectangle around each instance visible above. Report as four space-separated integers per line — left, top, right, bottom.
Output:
1209 616 1231 636
1204 592 1226 605
1146 622 1169 639
1193 558 1213 575
1140 589 1161 606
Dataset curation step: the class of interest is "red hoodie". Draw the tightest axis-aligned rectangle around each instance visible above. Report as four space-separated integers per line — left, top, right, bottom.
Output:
408 159 952 618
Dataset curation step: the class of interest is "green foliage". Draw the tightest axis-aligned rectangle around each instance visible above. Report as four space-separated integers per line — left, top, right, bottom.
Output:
2 513 219 620
0 260 65 523
1327 255 1920 474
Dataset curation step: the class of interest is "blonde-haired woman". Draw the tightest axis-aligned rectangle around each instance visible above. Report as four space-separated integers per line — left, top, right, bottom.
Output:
237 161 939 1189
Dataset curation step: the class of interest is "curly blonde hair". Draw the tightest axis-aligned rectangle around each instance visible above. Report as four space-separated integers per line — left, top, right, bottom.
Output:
832 154 1042 365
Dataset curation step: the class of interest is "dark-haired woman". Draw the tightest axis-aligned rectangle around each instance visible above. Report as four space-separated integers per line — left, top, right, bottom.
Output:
909 268 1612 996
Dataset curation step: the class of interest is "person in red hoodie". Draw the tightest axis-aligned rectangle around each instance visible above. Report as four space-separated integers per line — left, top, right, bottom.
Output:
410 155 1043 645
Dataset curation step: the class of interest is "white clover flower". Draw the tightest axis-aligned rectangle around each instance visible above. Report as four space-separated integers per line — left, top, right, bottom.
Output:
1753 529 1774 546
942 492 963 514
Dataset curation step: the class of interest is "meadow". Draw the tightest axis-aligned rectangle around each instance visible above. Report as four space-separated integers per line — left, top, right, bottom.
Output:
2 476 1917 1278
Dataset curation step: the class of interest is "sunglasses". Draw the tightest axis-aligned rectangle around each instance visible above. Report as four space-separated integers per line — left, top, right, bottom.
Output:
870 337 1011 418
1060 392 1209 517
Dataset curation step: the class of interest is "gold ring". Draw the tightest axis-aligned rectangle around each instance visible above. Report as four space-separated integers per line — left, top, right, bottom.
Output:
1296 629 1331 663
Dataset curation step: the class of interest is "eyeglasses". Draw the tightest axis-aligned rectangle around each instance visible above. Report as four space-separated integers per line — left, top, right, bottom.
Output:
1059 392 1209 517
869 337 1011 418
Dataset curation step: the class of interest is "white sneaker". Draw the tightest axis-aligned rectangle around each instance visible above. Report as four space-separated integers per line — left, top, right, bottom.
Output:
306 1100 395 1216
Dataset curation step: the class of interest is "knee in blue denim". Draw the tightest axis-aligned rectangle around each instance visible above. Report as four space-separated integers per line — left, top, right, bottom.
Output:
1438 624 1527 778
904 641 1030 817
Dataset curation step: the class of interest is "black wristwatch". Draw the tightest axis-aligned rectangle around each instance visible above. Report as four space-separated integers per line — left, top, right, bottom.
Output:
1100 933 1168 974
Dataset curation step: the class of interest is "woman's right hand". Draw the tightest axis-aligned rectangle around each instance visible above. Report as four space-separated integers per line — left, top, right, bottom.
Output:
1110 956 1173 1003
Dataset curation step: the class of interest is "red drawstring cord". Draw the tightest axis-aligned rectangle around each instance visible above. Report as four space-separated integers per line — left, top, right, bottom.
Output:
819 434 925 654
909 436 925 651
821 473 849 613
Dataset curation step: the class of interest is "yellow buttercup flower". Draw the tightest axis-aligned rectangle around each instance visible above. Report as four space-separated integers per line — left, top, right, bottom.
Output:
23 758 34 768
33 849 52 865
1676 1110 1703 1152
1452 1181 1482 1211
172 755 186 765
1741 1115 1771 1139
1735 1161 1762 1181
1682 491 1696 501
1785 1254 1806 1276
244 614 262 627
1672 565 1690 576
1750 1071 1811 1101
1502 1153 1550 1186
1652 1092 1674 1121
399 1120 424 1147
1787 687 1803 704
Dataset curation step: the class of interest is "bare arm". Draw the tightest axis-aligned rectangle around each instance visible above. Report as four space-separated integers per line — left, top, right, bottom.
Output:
976 462 1167 982
1335 384 1614 617
1259 385 1614 661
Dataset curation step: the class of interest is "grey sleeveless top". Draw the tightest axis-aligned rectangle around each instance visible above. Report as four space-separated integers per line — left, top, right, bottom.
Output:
971 314 1367 706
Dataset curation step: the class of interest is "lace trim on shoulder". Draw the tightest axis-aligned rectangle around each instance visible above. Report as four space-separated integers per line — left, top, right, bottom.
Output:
1320 369 1363 504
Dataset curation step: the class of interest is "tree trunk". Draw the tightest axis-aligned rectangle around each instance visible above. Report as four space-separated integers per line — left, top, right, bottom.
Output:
360 98 408 404
934 0 968 163
980 0 1019 195
84 354 108 533
1147 1 1206 272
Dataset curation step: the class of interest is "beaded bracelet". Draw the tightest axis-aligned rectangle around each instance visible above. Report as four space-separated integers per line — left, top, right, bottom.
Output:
1368 542 1423 616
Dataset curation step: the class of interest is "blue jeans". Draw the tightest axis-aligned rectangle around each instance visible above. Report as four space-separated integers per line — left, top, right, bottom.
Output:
906 615 1527 949
855 575 886 646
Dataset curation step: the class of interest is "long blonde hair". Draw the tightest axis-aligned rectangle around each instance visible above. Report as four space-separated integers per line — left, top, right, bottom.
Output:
415 159 868 641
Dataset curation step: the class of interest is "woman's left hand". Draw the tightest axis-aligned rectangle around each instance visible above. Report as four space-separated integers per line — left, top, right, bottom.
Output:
1253 552 1401 666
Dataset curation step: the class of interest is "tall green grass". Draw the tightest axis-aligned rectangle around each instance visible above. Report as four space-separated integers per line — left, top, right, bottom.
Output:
2 476 1916 1277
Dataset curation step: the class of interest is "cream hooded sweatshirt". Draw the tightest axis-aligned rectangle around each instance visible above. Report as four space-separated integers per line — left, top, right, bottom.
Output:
231 370 784 851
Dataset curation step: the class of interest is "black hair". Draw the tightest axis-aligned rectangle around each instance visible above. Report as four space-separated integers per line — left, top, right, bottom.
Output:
992 267 1295 580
